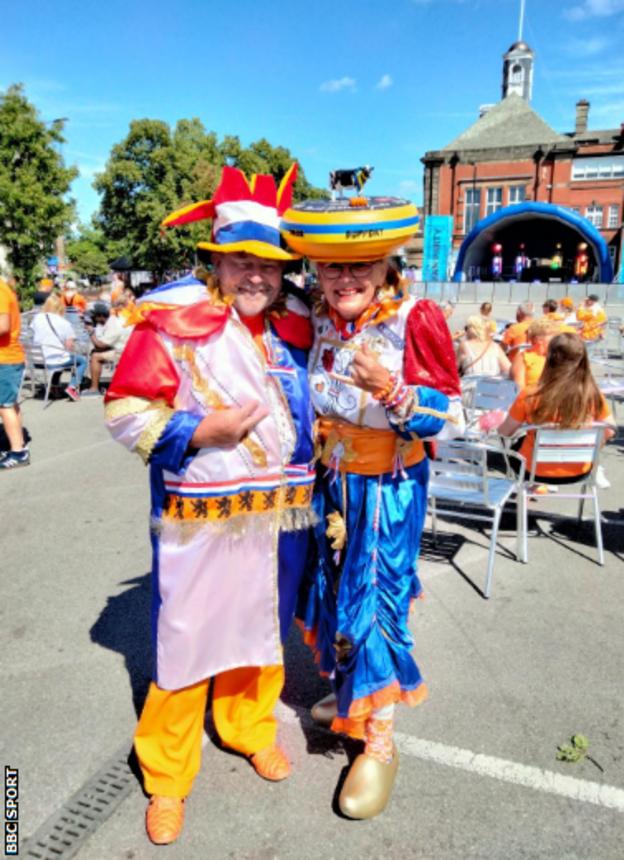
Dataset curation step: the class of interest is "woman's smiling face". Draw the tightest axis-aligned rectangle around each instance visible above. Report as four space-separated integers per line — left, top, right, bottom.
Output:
316 260 388 321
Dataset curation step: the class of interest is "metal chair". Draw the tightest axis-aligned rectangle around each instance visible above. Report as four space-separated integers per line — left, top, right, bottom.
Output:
428 439 524 598
462 376 519 435
22 344 79 408
513 424 607 566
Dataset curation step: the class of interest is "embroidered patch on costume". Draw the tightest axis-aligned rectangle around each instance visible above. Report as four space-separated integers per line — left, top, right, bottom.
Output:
162 482 313 523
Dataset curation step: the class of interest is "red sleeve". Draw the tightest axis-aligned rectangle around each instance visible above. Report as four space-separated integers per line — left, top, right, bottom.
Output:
403 299 461 396
272 311 313 350
104 323 180 406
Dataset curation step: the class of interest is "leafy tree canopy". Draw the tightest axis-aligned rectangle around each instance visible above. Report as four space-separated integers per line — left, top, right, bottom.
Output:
65 225 110 278
0 84 77 296
94 118 327 278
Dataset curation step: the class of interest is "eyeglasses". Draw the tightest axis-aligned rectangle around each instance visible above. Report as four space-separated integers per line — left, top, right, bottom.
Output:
318 261 380 280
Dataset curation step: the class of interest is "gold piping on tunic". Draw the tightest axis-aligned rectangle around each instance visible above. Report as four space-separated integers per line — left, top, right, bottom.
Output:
135 406 175 464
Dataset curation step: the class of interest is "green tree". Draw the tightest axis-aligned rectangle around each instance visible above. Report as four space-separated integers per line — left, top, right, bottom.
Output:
94 118 208 279
94 121 327 278
65 225 110 279
0 84 77 296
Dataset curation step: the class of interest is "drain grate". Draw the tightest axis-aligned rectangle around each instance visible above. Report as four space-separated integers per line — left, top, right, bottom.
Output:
22 743 137 860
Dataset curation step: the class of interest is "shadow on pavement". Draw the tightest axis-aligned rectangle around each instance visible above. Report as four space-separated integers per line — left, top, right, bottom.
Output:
89 572 152 715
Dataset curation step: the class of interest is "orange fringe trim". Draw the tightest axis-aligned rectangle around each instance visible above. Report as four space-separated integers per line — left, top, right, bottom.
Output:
330 682 429 740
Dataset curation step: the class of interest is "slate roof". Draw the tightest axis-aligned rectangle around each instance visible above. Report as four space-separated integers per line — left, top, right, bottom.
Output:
442 93 569 151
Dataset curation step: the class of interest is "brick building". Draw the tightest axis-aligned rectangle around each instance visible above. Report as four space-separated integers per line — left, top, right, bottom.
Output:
421 41 624 280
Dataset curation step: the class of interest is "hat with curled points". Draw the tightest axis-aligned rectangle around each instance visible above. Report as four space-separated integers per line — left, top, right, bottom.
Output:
161 164 300 261
280 196 419 262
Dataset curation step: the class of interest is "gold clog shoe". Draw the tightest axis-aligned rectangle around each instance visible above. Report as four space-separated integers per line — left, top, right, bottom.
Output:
338 746 399 820
310 693 338 727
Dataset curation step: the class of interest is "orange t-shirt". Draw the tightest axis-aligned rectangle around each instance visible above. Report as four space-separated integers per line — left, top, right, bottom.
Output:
502 319 531 358
0 281 25 365
577 307 607 341
509 387 611 478
62 292 87 312
522 350 546 388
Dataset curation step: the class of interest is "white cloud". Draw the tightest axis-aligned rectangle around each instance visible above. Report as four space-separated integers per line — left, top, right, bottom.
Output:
562 35 611 55
375 74 393 90
564 0 624 21
319 76 356 93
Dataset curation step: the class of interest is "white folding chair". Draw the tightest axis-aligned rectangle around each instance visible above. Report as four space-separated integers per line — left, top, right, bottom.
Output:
22 344 79 408
428 439 524 598
514 424 607 566
462 376 519 435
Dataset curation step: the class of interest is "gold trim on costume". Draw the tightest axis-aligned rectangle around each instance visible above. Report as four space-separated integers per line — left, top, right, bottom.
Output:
135 407 175 464
162 482 313 523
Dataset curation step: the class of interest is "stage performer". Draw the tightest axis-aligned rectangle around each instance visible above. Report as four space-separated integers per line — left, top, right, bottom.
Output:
105 165 314 845
281 195 462 819
490 242 503 279
574 242 589 281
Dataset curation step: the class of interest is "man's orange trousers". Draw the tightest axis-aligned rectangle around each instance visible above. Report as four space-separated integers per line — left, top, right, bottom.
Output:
134 664 284 798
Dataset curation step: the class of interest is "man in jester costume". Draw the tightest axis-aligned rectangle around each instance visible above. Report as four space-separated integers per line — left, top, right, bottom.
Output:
281 196 461 819
105 164 314 845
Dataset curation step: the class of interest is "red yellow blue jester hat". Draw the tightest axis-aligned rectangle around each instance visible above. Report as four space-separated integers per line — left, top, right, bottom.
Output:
162 163 300 261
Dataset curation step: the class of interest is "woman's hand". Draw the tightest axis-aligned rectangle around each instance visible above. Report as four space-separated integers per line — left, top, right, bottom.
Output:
190 401 269 449
331 343 392 394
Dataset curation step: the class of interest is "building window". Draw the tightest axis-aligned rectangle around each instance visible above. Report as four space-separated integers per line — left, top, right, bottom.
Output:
572 155 624 181
585 205 603 228
485 187 503 216
607 205 619 228
511 63 524 83
464 188 481 233
508 186 526 205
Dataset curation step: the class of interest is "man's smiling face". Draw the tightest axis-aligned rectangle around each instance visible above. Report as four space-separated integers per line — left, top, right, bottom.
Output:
214 252 283 318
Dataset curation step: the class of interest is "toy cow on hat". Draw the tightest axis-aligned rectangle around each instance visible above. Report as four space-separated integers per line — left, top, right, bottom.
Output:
329 165 374 196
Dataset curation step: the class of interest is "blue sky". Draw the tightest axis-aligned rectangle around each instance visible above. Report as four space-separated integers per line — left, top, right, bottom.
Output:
2 0 624 225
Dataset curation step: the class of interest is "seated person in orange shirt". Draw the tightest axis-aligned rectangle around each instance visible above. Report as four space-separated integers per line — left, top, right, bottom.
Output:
499 333 614 486
510 319 558 390
576 294 607 341
501 302 534 360
61 280 87 313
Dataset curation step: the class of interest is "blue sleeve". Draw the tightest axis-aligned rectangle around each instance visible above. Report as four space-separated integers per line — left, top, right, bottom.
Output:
387 385 450 441
149 411 203 474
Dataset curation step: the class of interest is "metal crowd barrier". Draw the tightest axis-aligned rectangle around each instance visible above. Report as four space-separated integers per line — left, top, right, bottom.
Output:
408 282 624 308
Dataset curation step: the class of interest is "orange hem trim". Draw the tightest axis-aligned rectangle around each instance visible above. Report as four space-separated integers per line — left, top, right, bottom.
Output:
330 681 429 739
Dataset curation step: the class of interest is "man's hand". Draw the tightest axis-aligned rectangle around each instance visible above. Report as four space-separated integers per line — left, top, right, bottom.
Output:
191 401 269 449
330 343 391 394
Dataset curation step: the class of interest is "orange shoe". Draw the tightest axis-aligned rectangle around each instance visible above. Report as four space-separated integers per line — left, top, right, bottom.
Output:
250 745 291 781
145 795 185 845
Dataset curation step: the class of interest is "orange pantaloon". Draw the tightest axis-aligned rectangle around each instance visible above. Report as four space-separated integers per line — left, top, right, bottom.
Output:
134 664 284 797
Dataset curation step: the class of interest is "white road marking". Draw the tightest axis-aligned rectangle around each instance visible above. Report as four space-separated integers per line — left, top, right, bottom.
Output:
275 702 624 813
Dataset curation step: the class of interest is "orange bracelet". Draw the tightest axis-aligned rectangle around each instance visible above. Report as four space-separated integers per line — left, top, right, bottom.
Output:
373 374 396 401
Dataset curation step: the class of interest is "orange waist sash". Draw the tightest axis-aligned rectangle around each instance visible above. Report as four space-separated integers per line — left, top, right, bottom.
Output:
317 417 424 476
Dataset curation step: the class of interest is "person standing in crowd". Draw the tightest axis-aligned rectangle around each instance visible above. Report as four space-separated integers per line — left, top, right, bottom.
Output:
479 301 497 338
32 277 55 307
559 297 577 326
439 300 463 342
61 279 88 313
105 165 314 845
31 294 87 401
281 194 460 819
501 302 534 360
541 299 565 322
577 294 607 342
0 278 29 469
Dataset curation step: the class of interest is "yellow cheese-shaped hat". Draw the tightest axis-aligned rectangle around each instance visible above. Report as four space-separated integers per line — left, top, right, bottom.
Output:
280 197 419 262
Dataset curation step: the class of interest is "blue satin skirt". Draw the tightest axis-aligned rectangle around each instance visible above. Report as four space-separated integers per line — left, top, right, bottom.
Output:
300 458 429 721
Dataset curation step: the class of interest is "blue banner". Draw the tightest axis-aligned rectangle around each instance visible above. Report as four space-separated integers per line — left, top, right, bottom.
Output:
422 216 453 282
